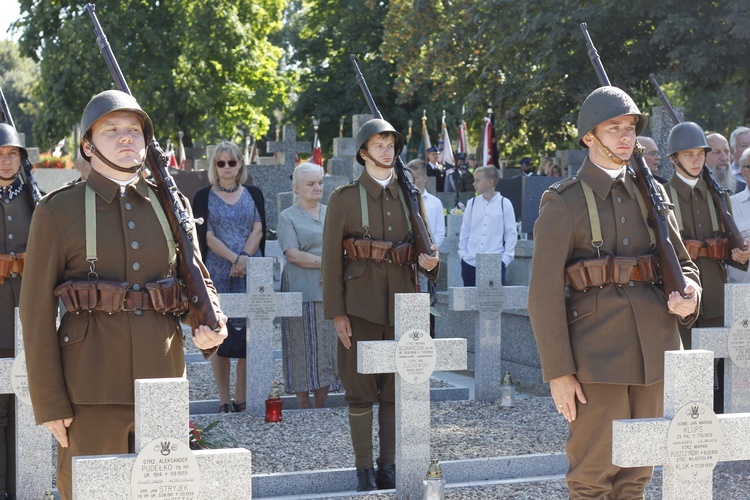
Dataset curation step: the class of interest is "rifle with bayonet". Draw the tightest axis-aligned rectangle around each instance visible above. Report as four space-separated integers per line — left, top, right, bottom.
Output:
579 22 689 298
85 3 221 338
649 73 746 252
350 54 435 258
0 86 43 208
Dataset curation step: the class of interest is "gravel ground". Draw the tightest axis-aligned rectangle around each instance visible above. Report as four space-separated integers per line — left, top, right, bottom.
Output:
184 329 750 499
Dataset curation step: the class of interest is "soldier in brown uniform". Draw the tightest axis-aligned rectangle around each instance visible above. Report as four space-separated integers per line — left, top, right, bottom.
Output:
19 90 227 500
529 86 700 499
665 122 750 413
665 121 750 343
322 119 439 491
0 124 34 499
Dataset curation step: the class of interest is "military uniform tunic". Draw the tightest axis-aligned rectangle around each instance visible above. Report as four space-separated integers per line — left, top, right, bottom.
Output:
529 159 701 497
20 170 218 425
0 178 32 350
322 171 438 327
0 178 31 497
667 175 745 324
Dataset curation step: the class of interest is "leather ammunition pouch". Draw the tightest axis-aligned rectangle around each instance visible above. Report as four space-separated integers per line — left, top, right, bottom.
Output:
54 277 187 315
565 254 660 292
0 253 25 283
682 238 728 261
343 237 414 265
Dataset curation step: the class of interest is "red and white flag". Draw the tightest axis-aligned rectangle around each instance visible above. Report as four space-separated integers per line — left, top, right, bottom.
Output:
311 132 324 166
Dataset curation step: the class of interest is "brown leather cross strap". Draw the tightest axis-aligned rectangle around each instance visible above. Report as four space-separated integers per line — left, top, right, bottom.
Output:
565 254 661 292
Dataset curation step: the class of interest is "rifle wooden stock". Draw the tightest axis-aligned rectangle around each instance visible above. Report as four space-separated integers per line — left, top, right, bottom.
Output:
0 86 43 207
649 73 746 252
580 23 688 297
350 55 435 257
85 3 219 333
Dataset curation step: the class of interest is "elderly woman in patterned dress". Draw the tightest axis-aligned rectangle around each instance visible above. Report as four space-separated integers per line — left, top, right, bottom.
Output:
278 163 340 408
193 141 266 413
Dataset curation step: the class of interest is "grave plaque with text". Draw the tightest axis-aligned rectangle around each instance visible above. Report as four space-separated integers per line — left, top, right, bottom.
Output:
395 329 436 384
476 278 504 319
10 350 31 405
131 438 201 499
665 402 722 482
247 284 279 326
728 317 750 368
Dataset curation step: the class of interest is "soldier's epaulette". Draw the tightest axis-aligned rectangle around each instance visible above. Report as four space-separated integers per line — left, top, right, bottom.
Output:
42 179 81 200
548 175 580 193
333 179 359 194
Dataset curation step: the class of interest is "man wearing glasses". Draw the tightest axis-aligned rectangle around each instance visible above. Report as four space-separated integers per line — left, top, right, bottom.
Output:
729 148 750 283
637 135 665 183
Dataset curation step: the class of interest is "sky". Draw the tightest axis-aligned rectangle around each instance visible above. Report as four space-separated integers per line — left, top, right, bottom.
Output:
1 0 21 41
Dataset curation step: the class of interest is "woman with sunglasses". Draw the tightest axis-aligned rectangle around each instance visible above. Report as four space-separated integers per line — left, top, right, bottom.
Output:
193 140 267 413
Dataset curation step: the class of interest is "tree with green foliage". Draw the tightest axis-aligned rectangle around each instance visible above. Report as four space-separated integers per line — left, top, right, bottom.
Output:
384 0 750 159
14 0 289 149
282 0 452 159
0 40 39 145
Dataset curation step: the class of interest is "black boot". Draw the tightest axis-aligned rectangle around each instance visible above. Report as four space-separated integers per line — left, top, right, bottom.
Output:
376 460 395 489
356 467 377 491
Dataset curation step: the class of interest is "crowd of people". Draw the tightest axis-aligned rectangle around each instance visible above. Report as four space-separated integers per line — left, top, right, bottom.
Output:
4 77 750 499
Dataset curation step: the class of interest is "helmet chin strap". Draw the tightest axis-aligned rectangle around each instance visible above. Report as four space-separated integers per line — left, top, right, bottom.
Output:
89 143 145 174
0 172 18 182
587 132 629 166
671 155 701 180
360 149 396 169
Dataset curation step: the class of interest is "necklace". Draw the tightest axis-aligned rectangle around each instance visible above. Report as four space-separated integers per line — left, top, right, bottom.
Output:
216 184 240 193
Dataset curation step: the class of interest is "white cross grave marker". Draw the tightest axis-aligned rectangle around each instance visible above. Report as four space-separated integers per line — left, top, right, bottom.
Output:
218 257 302 416
692 283 750 412
449 253 528 402
2 309 55 498
266 125 311 169
72 378 252 499
612 350 750 499
358 292 467 500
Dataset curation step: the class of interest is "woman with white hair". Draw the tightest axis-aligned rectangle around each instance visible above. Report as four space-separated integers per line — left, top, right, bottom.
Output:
278 163 340 408
193 141 266 413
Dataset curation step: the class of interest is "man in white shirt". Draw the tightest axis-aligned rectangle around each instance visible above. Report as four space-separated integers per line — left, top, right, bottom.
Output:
406 160 446 248
458 165 517 285
406 160 445 337
729 126 750 185
729 148 750 283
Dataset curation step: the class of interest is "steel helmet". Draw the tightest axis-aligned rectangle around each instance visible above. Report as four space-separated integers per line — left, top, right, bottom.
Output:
355 118 404 165
577 86 648 148
667 122 710 156
0 123 27 161
80 90 154 160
